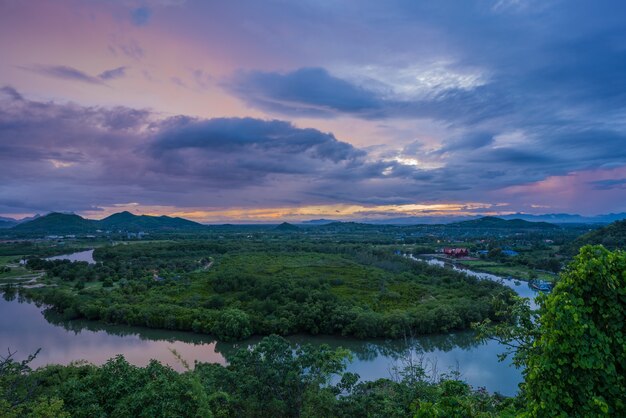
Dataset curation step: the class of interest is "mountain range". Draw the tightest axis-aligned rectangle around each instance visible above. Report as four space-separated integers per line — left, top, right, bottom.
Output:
312 212 626 225
4 211 206 235
447 216 559 229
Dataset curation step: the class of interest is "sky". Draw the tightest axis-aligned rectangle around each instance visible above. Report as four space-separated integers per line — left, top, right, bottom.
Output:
1 0 626 222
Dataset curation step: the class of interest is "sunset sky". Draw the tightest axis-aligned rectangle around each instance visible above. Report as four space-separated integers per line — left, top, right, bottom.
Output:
1 0 625 222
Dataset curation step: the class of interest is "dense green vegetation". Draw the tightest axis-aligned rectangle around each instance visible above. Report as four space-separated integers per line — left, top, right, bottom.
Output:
19 241 509 340
565 219 626 253
448 216 559 230
477 245 626 417
2 245 623 417
6 211 208 236
1 335 517 417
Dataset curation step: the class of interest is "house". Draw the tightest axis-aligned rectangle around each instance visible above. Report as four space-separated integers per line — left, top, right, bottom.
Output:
443 247 469 257
502 249 519 256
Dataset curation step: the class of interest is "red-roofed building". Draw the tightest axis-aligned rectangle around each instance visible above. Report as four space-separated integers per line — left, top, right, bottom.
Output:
443 247 469 257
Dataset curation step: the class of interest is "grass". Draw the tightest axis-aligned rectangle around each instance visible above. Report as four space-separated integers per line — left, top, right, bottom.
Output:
0 255 23 266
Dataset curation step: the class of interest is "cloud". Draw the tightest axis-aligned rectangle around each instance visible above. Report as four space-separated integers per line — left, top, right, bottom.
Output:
590 178 626 190
23 65 104 85
22 65 129 85
228 67 382 118
0 86 22 101
131 7 152 26
2 85 624 215
98 66 127 81
227 66 510 123
0 89 407 213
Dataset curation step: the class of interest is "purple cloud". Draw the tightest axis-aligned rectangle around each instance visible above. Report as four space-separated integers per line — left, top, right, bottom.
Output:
23 65 104 85
98 66 127 81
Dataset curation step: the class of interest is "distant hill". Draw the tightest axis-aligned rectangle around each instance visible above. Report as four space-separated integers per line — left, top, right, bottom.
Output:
499 212 626 224
312 221 390 233
300 219 335 225
0 219 17 229
448 216 559 230
565 220 626 253
6 211 206 235
10 213 97 234
99 211 205 232
274 222 300 231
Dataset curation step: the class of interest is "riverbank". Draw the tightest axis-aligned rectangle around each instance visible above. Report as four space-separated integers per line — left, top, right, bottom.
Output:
416 253 557 282
0 294 523 396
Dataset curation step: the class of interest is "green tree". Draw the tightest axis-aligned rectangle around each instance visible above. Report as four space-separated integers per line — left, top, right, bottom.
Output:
211 308 252 341
523 245 625 417
478 245 625 417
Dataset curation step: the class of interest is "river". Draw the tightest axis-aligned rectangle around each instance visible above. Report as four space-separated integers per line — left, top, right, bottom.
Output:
0 251 541 396
45 249 95 264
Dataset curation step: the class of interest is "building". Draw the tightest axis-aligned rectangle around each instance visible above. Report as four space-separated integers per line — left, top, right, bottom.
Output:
443 247 469 257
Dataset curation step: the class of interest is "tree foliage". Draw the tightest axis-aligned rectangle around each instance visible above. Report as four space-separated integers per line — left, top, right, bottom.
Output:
522 245 625 417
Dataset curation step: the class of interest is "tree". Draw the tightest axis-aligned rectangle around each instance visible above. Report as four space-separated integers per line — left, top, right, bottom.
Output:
211 308 252 341
478 245 625 417
522 245 625 417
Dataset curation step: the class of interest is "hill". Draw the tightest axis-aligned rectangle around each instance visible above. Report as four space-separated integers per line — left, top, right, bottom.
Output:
448 216 559 230
10 212 97 234
6 211 206 235
99 211 206 232
565 220 626 253
499 212 626 224
274 222 300 231
0 219 17 229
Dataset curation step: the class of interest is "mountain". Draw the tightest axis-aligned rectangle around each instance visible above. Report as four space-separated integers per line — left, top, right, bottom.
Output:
355 215 480 225
274 222 300 231
312 221 390 233
306 212 626 225
448 216 559 230
6 211 206 235
10 212 97 234
565 220 626 253
99 211 205 232
498 212 626 224
300 219 336 225
16 214 41 224
0 219 17 229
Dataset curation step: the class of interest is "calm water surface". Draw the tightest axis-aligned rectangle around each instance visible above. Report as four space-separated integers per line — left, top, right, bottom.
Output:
46 249 95 264
0 250 537 396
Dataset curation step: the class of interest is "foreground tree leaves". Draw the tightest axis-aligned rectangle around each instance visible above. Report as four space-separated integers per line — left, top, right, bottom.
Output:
523 245 625 417
477 245 625 417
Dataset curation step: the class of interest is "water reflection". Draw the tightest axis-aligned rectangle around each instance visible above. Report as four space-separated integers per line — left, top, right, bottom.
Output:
45 249 95 264
407 254 539 308
1 295 522 395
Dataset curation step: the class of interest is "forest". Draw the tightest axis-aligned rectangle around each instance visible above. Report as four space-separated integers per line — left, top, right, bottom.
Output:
17 240 510 340
2 245 624 417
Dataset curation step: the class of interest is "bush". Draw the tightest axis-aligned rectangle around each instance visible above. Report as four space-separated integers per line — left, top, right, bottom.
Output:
211 309 252 341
